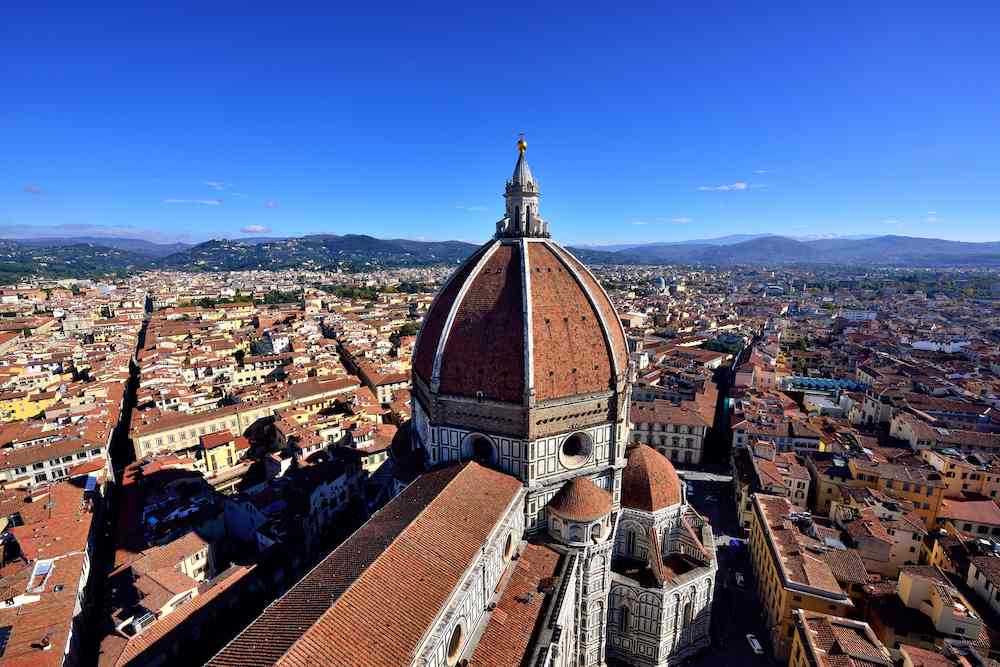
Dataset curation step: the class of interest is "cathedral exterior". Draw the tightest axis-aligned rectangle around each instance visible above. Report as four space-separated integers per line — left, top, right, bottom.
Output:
210 140 716 667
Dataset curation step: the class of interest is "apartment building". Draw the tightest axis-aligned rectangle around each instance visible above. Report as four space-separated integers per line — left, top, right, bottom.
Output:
749 494 854 659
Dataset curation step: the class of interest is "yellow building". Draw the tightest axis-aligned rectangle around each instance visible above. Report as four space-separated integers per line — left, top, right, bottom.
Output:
847 459 946 527
199 430 246 476
789 610 891 667
0 389 58 422
920 449 1000 501
749 494 854 659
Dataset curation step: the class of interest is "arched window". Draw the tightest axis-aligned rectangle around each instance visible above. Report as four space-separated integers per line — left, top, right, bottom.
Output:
591 522 602 541
447 624 464 666
620 605 630 632
502 533 514 561
569 524 584 542
626 529 636 555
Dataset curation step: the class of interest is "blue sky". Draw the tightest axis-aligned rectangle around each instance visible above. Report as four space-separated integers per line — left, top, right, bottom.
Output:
3 2 1000 245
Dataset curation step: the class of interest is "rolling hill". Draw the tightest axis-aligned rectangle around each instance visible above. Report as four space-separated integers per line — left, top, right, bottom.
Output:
3 233 1000 281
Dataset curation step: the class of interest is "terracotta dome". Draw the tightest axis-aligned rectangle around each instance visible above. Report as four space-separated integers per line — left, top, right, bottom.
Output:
547 477 613 522
621 444 683 512
412 238 627 404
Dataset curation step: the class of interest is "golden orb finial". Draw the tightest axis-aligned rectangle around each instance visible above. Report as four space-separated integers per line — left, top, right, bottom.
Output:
517 133 527 154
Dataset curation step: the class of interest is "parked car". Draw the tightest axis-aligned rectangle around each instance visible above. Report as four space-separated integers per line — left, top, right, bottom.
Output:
734 572 745 587
747 634 764 655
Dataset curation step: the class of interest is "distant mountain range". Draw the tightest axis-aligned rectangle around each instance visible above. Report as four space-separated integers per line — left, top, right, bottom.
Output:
12 236 193 257
573 233 879 252
3 233 1000 281
567 235 1000 267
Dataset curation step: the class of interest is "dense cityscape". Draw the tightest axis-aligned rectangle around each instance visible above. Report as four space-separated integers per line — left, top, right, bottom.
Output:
0 141 998 667
5 2 1000 665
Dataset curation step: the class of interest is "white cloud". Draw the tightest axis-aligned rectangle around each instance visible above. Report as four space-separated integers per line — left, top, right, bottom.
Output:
265 200 278 209
240 224 271 234
698 181 748 191
925 210 938 223
23 184 43 194
882 218 904 227
753 169 773 175
456 204 488 212
203 180 231 191
670 217 691 224
631 220 647 225
163 198 223 205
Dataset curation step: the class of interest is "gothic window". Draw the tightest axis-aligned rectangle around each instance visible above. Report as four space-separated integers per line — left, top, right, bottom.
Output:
635 594 660 634
626 529 636 555
619 605 630 632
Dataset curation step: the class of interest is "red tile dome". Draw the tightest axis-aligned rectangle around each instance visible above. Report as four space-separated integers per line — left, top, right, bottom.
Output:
547 477 613 522
621 444 683 512
412 238 627 405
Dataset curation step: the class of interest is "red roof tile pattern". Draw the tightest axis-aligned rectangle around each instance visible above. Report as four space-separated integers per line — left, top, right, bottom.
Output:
200 429 233 449
547 477 612 521
209 462 522 667
621 444 683 512
528 242 613 401
549 243 628 373
413 242 492 384
438 243 525 402
800 612 892 667
469 543 563 667
413 239 626 405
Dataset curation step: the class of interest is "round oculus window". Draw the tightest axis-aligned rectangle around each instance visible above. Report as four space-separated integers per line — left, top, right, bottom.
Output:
559 432 593 469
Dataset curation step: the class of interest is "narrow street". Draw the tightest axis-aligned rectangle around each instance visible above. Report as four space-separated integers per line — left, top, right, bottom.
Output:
79 310 147 667
678 466 777 666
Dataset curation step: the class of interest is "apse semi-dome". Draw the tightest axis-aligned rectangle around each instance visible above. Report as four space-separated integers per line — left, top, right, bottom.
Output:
547 476 614 522
621 444 683 512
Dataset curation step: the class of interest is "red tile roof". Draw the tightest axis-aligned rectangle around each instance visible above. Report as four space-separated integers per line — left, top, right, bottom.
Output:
413 240 627 405
200 430 233 450
209 462 522 667
413 243 492 384
547 476 612 522
621 444 683 512
438 243 525 402
528 242 614 401
468 543 563 667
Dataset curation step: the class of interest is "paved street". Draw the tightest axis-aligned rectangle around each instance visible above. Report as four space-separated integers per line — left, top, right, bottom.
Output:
676 465 779 666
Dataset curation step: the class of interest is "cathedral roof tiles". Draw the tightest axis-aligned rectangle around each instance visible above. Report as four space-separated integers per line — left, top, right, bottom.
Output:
547 477 612 522
621 444 683 512
209 461 522 667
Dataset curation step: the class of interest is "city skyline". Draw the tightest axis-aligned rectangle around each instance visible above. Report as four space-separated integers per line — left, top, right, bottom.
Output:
5 3 1000 244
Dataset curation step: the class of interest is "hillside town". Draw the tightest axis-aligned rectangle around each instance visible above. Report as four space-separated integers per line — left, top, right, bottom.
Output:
0 258 998 667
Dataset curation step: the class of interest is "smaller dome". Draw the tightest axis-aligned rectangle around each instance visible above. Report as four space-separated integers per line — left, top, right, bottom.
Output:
547 477 612 522
621 444 682 512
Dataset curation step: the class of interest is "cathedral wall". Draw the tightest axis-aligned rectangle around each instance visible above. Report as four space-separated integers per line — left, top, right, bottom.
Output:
414 487 526 667
607 570 715 667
